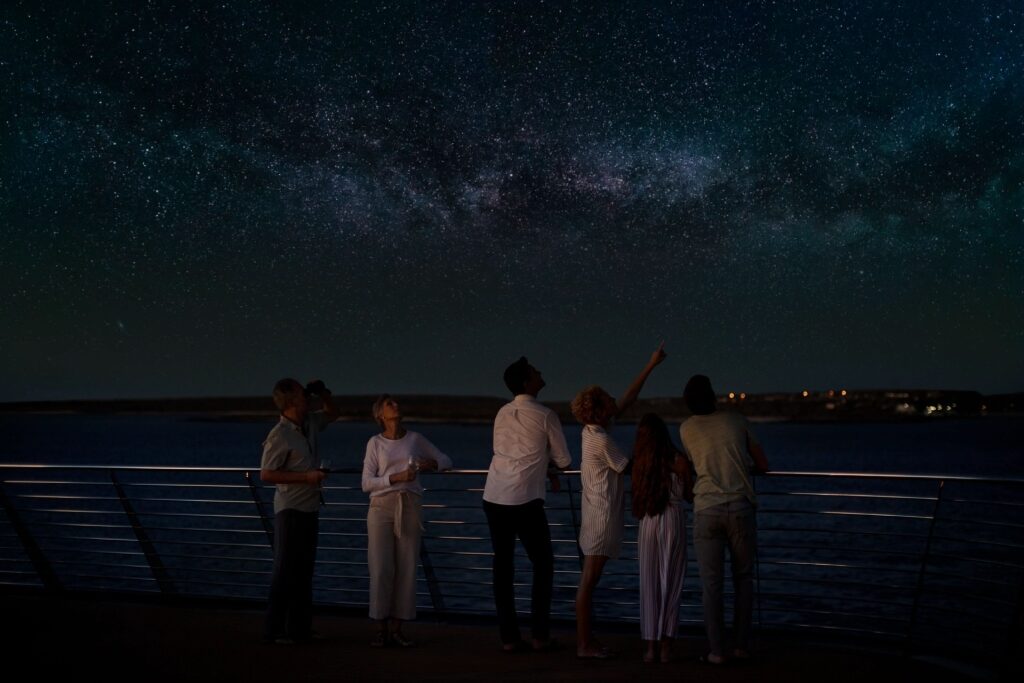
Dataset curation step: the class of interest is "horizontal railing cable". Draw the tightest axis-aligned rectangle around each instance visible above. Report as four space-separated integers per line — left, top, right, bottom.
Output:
2 462 1022 668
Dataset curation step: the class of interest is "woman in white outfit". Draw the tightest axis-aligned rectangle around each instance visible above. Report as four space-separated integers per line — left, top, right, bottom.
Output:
571 344 666 659
631 413 693 663
362 395 452 648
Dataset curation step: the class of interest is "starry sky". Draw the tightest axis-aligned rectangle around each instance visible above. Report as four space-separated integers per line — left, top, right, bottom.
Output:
2 1 1022 402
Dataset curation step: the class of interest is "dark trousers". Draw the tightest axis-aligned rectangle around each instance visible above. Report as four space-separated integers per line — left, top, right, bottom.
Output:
265 508 319 640
483 499 553 644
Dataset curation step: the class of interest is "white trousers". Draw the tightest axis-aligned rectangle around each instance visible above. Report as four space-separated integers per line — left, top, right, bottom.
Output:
367 491 422 621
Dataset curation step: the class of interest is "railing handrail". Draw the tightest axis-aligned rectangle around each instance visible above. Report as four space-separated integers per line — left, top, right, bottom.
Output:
3 464 1024 486
2 460 1023 673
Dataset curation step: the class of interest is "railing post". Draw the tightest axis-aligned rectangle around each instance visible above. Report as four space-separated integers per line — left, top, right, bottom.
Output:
245 471 274 546
110 470 177 595
0 481 63 592
906 478 944 651
419 536 447 617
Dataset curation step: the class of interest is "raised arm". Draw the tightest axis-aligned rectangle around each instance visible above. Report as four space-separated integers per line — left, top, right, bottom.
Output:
320 387 339 421
615 342 667 418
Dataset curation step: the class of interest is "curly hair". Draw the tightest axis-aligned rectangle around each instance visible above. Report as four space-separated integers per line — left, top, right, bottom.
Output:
631 413 677 519
570 385 616 425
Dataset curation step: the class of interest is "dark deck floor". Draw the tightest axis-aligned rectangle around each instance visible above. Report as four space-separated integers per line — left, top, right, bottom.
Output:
1 592 995 681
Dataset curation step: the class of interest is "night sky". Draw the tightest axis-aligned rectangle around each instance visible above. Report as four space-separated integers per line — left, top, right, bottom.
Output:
2 1 1022 402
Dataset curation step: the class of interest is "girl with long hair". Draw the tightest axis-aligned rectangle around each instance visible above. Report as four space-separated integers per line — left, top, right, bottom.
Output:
632 412 693 663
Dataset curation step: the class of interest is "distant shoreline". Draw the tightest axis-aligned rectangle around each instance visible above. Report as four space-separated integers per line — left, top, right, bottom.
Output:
1 389 1021 423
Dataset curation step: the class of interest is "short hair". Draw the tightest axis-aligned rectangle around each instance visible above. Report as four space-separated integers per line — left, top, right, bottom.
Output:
503 356 531 395
272 378 303 412
371 394 392 430
683 374 717 415
571 385 616 425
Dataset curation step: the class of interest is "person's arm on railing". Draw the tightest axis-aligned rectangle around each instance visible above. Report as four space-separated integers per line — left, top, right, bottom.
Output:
748 437 769 474
672 452 695 503
546 412 572 493
412 433 452 472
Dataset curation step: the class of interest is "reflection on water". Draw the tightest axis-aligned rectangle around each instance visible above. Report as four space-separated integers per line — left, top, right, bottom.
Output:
2 414 1023 475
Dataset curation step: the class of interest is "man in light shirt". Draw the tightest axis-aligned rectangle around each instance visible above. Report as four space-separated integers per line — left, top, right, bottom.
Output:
483 356 572 652
260 378 337 645
679 374 769 665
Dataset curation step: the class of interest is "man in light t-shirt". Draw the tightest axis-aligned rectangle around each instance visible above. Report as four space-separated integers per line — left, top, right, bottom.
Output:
260 378 337 645
679 374 768 665
483 357 572 652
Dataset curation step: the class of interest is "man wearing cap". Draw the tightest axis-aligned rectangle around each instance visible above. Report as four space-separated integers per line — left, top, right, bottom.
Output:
261 378 338 644
483 357 572 652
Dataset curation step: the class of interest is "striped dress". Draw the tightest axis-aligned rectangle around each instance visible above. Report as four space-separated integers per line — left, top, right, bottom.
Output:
578 424 630 558
638 473 688 640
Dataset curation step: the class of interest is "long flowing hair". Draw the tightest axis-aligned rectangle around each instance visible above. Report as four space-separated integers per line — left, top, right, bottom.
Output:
631 413 676 519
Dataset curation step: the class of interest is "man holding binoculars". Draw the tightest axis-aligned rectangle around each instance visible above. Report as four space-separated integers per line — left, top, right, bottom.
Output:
260 378 338 645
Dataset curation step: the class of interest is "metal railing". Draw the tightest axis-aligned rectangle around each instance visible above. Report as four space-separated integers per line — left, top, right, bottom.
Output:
1 464 1022 666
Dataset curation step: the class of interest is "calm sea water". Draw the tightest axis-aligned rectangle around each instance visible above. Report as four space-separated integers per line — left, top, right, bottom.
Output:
1 413 1022 476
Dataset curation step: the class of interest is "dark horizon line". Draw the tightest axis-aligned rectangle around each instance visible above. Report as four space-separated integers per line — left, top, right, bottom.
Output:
1 386 1020 408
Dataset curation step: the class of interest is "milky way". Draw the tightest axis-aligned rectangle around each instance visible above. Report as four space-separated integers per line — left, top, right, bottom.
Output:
2 1 1022 400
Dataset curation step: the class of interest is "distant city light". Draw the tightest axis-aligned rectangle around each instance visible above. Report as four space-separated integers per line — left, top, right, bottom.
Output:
840 389 847 397
740 392 746 400
802 390 809 397
728 392 736 400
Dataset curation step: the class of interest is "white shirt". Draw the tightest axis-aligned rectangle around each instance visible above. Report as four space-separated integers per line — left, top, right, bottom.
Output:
362 431 452 498
483 394 572 506
260 412 331 514
578 424 630 557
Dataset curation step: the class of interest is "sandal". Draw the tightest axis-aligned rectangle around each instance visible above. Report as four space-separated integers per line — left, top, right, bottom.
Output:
370 632 389 648
699 652 726 665
390 632 415 648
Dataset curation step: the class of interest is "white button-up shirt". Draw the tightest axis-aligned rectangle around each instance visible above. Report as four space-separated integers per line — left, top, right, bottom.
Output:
483 394 572 506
